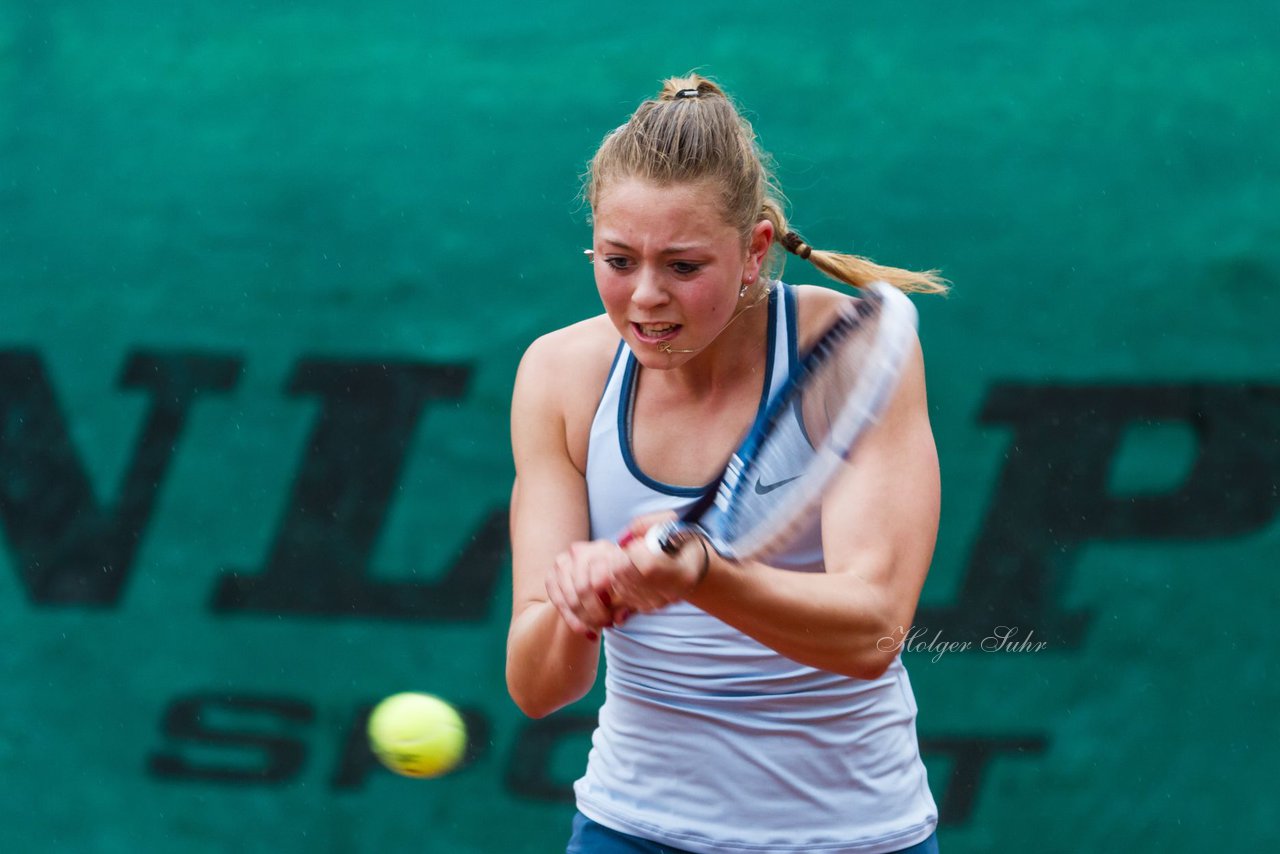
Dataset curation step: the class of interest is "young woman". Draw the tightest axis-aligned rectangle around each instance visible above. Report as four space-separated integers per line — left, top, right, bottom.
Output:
508 74 947 854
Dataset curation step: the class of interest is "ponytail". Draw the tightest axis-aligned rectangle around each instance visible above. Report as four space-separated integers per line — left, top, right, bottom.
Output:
590 74 949 297
760 198 949 295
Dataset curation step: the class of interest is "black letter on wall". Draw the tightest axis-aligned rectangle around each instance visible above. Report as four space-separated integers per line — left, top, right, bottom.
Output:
0 350 241 605
147 694 313 784
920 383 1280 647
505 713 597 802
921 733 1049 826
213 358 506 619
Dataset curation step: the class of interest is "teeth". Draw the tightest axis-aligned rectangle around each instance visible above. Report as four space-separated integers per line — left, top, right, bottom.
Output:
640 324 677 334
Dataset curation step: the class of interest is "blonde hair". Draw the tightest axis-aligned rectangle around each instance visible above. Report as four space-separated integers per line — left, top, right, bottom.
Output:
585 74 948 296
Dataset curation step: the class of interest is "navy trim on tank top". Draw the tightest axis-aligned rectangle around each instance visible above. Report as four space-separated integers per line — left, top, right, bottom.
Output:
781 284 815 448
783 282 799 379
616 285 780 497
597 340 627 414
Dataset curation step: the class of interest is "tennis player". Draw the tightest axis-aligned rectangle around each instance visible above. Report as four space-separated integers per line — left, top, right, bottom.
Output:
508 74 947 854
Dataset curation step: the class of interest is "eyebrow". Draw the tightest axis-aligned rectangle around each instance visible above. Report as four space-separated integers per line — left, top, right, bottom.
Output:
600 238 707 255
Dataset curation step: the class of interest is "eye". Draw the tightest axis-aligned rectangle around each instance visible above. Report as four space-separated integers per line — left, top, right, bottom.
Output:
671 261 702 275
604 256 632 271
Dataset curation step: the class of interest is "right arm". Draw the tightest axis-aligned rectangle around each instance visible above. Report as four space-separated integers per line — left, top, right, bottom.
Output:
505 329 621 718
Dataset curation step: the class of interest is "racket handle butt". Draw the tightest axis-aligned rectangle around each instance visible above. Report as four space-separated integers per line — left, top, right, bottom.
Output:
644 521 695 556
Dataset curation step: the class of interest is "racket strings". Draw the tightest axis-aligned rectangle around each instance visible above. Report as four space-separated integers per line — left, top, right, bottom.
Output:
710 284 912 560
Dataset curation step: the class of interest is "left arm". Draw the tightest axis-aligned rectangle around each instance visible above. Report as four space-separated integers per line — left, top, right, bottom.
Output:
625 334 940 680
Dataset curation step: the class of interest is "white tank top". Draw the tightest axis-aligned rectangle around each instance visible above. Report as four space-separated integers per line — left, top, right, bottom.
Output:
576 283 939 854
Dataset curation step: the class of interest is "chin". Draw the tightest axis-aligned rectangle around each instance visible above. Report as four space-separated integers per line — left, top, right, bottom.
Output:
629 341 695 369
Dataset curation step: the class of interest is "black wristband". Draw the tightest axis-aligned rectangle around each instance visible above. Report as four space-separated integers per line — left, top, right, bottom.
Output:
691 538 711 589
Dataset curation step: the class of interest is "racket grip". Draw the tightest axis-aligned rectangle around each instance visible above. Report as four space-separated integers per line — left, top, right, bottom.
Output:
644 521 697 557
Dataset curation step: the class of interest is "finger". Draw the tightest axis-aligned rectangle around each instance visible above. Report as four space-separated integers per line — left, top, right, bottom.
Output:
546 568 595 639
545 553 573 612
623 531 706 603
573 556 617 628
592 548 634 624
625 510 679 541
622 533 672 579
609 555 668 613
549 552 601 640
590 548 655 624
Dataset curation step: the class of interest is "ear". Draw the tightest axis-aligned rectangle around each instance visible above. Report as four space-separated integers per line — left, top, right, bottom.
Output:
745 219 775 280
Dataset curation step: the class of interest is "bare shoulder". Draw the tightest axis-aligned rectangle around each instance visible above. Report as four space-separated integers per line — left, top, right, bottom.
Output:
790 283 924 362
515 314 620 404
790 284 862 351
512 314 621 472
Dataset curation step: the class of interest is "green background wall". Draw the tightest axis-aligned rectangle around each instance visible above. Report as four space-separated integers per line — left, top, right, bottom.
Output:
2 1 1277 851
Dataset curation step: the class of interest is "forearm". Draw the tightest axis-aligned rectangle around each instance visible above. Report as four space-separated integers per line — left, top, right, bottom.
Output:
506 600 601 718
686 554 902 680
681 352 939 679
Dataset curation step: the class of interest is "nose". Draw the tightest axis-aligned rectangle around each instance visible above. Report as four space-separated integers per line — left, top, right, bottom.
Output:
631 266 669 310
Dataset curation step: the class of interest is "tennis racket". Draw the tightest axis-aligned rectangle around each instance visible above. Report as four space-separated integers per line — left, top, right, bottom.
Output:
640 279 918 562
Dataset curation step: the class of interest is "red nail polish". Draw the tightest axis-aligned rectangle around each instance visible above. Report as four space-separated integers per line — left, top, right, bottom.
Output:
586 631 598 642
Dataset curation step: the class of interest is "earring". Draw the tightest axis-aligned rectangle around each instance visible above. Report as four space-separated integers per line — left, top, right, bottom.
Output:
739 274 756 298
584 249 595 262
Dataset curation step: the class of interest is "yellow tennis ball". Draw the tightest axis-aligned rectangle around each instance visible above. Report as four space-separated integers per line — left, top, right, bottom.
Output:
367 692 467 779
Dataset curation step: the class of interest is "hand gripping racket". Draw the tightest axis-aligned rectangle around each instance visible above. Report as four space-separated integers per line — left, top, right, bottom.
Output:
642 280 918 562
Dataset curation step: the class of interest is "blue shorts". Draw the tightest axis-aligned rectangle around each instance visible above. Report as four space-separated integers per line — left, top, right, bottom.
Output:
566 812 940 854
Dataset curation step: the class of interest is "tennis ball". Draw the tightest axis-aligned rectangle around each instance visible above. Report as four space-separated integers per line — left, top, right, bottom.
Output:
367 692 467 779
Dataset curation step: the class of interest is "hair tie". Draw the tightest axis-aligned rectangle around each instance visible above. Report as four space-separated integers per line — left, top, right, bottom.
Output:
781 231 813 260
673 88 700 99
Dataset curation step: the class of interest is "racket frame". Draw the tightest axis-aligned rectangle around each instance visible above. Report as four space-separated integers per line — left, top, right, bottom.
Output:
648 281 917 561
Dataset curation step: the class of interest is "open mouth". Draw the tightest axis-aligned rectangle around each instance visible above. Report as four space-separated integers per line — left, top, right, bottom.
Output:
631 322 682 344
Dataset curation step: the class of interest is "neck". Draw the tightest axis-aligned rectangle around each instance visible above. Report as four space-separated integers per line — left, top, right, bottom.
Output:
649 283 773 398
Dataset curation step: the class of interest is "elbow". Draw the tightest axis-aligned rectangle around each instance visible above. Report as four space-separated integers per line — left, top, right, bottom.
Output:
841 621 902 681
506 666 552 719
819 647 896 681
505 620 597 718
506 660 579 720
846 651 896 681
507 686 560 720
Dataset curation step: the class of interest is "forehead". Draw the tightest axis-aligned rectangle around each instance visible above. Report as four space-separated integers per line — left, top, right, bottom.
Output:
593 179 735 245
